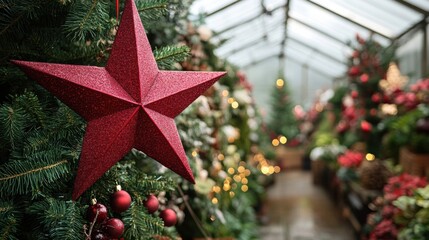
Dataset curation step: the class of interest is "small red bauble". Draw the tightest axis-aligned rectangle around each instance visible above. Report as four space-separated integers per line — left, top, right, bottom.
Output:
111 186 132 213
104 218 125 238
361 121 372 132
348 66 361 77
371 93 381 103
351 90 358 99
87 202 108 223
360 74 369 83
144 194 159 214
159 209 177 227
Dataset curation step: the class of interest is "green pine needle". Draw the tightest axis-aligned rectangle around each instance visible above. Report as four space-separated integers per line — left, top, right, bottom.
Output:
122 203 164 239
136 0 168 23
0 104 27 150
154 45 190 69
0 155 70 197
0 201 20 240
28 199 84 240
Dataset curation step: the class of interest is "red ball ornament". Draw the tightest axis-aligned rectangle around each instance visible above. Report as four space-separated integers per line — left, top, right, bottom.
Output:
144 194 159 214
371 93 381 103
351 90 359 99
111 185 132 213
361 120 372 133
104 218 125 238
348 66 361 77
360 74 369 83
159 209 177 227
87 200 108 223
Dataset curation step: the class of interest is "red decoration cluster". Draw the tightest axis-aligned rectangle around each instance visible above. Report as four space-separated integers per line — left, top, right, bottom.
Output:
383 173 427 201
86 187 132 239
337 151 364 168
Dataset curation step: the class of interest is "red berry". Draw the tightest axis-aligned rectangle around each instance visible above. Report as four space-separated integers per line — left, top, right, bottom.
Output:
111 190 132 213
104 218 124 238
144 194 159 214
360 74 369 83
87 203 108 223
159 209 177 227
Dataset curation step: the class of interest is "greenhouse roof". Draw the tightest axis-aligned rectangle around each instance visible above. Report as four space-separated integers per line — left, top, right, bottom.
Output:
190 0 429 78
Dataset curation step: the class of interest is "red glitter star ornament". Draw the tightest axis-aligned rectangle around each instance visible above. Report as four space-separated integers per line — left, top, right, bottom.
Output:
13 0 225 200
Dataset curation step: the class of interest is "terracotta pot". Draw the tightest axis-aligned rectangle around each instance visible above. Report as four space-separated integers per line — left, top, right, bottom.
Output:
400 147 429 177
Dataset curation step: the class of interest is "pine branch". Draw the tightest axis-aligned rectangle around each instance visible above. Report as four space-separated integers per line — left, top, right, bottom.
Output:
0 201 20 240
28 199 84 240
122 203 164 239
12 91 47 128
154 45 190 70
63 0 110 43
0 104 27 150
136 0 168 23
0 156 70 197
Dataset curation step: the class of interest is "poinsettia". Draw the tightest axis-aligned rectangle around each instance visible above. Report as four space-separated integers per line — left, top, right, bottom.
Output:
337 150 364 168
383 173 427 201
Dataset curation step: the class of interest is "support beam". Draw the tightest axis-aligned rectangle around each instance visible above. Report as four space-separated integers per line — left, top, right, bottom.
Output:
422 20 428 77
288 36 344 64
241 53 335 78
393 18 427 44
207 0 242 17
289 16 349 47
393 0 429 16
301 64 309 104
214 4 284 36
303 0 392 40
223 36 270 57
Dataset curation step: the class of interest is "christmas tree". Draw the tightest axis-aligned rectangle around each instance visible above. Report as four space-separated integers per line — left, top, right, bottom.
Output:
0 0 273 239
268 75 299 141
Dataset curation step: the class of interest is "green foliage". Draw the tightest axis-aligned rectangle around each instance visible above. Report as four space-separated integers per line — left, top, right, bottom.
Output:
122 203 164 239
63 0 111 43
154 45 190 70
0 201 21 240
136 0 168 24
28 199 84 240
0 153 70 198
389 106 429 154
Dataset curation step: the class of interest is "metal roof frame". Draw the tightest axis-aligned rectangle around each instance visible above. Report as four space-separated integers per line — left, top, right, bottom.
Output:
201 0 429 77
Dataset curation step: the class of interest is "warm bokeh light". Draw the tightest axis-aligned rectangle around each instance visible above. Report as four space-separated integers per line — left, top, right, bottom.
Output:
229 191 235 198
274 166 281 173
276 79 284 88
366 153 375 161
272 139 280 146
227 97 234 104
217 153 225 161
191 150 198 157
221 89 229 97
227 167 235 174
211 197 218 204
231 101 239 109
241 185 248 192
279 136 287 144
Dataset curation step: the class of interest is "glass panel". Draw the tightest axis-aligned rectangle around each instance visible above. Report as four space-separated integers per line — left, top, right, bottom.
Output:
405 0 429 11
190 0 235 15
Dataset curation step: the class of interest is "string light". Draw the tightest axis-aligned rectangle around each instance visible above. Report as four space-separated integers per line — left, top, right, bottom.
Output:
231 101 239 109
229 191 235 198
241 178 248 184
191 150 198 157
227 168 235 174
366 153 375 161
211 197 218 204
221 90 229 97
272 139 280 146
279 136 287 144
276 79 284 88
227 97 235 104
217 154 225 161
241 185 248 192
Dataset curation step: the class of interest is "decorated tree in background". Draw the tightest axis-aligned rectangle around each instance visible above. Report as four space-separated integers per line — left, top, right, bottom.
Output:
335 34 396 155
268 75 299 141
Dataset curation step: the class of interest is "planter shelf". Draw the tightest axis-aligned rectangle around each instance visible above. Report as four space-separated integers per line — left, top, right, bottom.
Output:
400 147 429 178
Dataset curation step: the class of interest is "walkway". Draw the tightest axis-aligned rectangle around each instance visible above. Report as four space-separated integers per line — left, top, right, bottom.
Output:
260 171 355 240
